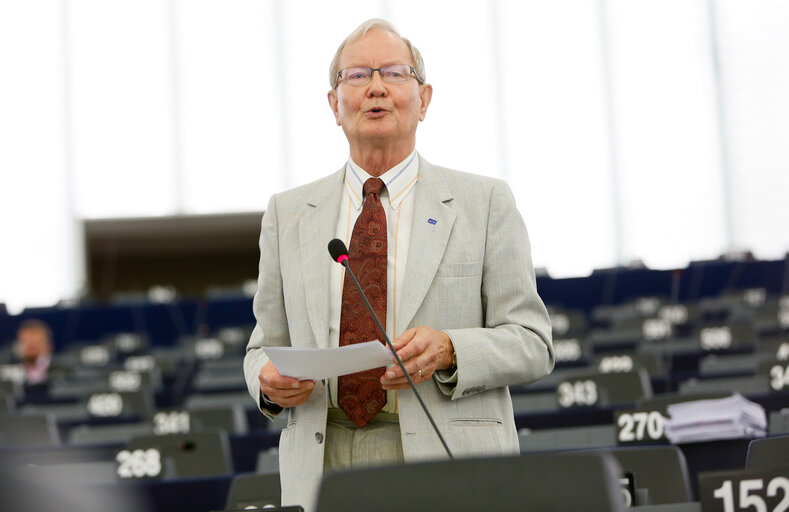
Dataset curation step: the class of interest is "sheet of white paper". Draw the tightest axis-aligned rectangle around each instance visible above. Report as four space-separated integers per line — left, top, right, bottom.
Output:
263 341 394 380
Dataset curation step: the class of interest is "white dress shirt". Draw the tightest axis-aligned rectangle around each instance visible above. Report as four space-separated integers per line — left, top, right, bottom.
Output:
24 354 51 384
327 150 419 412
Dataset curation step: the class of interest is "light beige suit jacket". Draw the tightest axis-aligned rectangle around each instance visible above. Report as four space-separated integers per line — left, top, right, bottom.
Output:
244 155 554 511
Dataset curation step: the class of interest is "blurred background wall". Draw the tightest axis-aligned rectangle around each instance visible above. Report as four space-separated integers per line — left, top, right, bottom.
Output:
0 0 787 314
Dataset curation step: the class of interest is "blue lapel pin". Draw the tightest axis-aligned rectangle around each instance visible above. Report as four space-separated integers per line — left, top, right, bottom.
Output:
428 218 437 225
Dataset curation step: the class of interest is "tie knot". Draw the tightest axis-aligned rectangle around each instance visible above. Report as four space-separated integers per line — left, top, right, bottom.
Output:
363 178 385 197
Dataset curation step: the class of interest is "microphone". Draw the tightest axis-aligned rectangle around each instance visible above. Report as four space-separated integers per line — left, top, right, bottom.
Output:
327 238 349 265
328 238 454 460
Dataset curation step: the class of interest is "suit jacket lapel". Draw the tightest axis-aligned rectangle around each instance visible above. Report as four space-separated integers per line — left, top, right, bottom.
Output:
299 169 344 349
399 157 456 332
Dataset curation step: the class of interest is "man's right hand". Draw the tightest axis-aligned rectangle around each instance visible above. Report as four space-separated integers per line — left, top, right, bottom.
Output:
258 361 315 408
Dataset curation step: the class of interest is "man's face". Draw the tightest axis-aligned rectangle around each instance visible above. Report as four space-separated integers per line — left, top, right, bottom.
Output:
328 29 432 150
17 328 51 363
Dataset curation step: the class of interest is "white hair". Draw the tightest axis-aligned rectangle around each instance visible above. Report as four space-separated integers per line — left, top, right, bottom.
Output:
329 18 426 89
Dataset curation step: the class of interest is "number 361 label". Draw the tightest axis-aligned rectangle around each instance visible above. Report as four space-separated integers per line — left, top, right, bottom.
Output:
700 469 789 512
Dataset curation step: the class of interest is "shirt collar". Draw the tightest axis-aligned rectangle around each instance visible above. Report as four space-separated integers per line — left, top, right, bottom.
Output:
344 150 419 210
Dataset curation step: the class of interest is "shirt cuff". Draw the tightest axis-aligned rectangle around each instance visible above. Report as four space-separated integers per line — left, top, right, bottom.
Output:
260 391 284 415
434 367 458 395
433 330 458 396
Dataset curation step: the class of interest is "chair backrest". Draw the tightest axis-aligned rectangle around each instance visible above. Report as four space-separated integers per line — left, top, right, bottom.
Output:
698 353 757 376
316 452 625 512
511 391 560 414
630 504 701 512
185 391 254 410
20 402 91 423
604 446 693 504
595 352 666 378
513 366 589 393
519 424 616 452
225 472 281 510
556 368 653 408
0 460 146 512
694 322 758 351
549 309 588 338
758 339 789 362
769 410 789 435
0 389 14 413
192 358 247 392
127 430 232 478
745 435 789 470
186 404 249 435
49 373 108 400
106 368 158 395
69 422 153 446
82 388 154 419
0 379 19 399
21 460 119 485
256 449 279 474
589 317 645 347
551 337 590 366
678 375 769 396
0 413 60 447
637 392 730 415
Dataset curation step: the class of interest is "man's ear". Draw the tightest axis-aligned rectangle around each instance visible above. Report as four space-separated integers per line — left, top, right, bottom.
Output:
327 89 341 126
418 84 433 122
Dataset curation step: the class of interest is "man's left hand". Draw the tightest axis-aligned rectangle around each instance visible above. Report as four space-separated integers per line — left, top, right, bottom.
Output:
380 326 454 390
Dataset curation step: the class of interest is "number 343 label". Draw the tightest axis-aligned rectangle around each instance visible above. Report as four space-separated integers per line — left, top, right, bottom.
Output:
700 469 789 512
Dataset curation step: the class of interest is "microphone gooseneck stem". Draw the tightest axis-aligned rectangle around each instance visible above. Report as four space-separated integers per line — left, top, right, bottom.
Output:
341 259 454 460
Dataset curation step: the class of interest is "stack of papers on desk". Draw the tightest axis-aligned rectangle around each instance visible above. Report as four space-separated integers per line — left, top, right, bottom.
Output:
665 393 767 444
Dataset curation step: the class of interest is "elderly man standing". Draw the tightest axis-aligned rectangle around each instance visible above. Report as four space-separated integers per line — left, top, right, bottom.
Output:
244 18 553 511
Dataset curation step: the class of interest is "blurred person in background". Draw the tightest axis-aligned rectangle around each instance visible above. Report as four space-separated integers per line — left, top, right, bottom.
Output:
15 319 54 385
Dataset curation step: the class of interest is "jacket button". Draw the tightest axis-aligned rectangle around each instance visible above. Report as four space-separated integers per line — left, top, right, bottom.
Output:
315 432 324 444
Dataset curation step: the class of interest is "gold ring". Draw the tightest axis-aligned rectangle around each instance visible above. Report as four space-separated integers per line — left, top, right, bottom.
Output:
418 369 423 379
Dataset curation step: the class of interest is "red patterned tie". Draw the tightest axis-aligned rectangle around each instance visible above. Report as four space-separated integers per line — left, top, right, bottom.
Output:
338 177 387 428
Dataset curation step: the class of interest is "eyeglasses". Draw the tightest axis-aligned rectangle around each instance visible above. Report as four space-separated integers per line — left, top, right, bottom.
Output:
335 64 423 88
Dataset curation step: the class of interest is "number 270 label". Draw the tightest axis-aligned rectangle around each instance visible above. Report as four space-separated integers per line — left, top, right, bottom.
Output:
615 410 667 444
